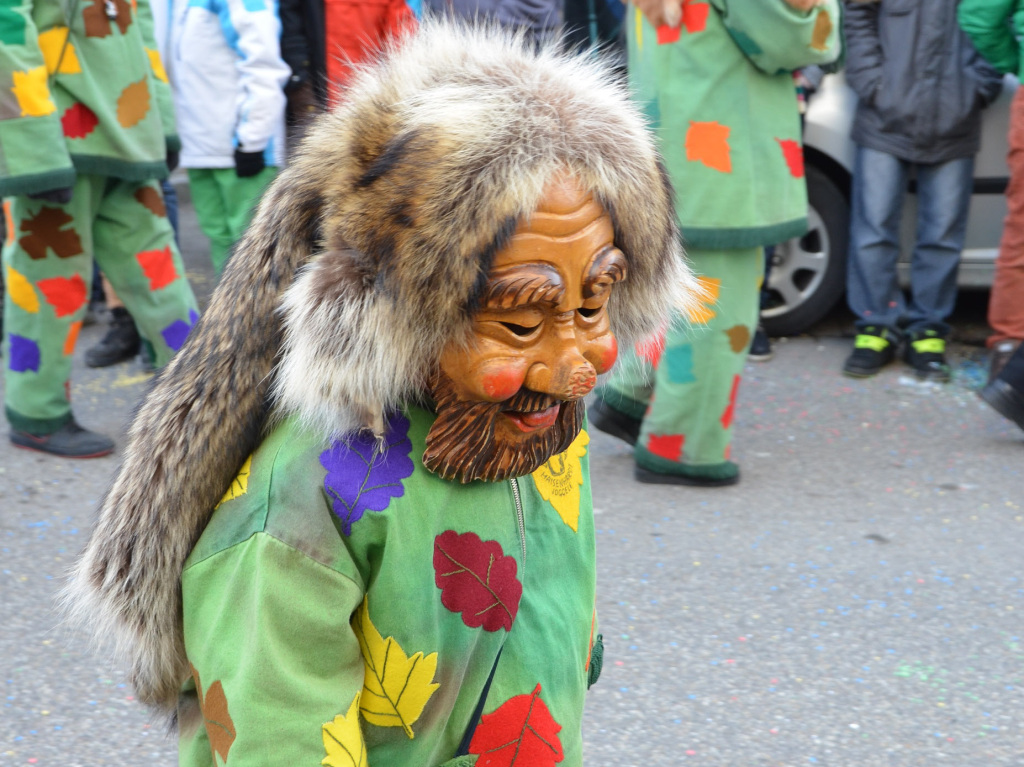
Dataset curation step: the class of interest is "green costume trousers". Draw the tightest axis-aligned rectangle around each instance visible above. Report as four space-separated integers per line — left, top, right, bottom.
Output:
598 246 762 479
187 167 276 273
3 174 199 434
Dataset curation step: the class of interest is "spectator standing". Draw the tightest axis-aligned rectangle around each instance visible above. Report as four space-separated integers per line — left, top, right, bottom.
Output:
0 0 199 457
589 0 841 486
958 0 1024 383
841 0 1002 382
423 0 560 43
168 0 290 274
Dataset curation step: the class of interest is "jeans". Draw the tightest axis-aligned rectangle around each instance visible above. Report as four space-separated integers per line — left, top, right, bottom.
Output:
847 145 974 336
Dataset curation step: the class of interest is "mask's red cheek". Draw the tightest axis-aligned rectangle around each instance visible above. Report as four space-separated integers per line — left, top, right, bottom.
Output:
481 365 527 401
588 334 618 375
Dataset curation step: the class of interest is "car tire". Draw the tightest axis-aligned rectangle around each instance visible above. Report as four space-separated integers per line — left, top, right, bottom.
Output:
761 164 849 337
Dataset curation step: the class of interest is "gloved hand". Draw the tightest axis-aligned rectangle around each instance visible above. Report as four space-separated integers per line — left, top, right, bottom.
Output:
166 149 180 173
28 187 73 205
234 148 265 179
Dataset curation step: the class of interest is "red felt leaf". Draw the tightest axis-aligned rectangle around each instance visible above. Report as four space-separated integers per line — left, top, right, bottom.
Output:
636 329 665 368
656 24 681 45
777 138 805 178
61 103 99 139
36 274 87 317
433 530 522 632
469 684 563 767
720 374 741 430
136 246 178 291
682 0 709 33
647 433 684 461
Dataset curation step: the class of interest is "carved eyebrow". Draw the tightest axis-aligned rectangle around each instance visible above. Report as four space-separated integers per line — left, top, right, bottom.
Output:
481 263 565 310
583 246 628 299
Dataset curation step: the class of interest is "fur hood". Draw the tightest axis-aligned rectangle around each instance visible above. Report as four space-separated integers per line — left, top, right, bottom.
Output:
66 19 697 717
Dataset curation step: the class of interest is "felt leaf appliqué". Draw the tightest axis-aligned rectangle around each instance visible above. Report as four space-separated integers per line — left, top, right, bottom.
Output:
811 8 833 52
468 684 563 767
686 276 720 324
216 455 252 508
320 412 414 535
531 429 589 532
685 121 732 173
322 693 368 767
352 596 440 738
433 530 523 632
776 139 805 178
190 665 236 764
18 207 83 260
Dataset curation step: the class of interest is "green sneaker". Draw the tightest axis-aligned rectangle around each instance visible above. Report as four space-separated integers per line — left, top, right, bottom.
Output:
905 329 951 382
843 326 898 377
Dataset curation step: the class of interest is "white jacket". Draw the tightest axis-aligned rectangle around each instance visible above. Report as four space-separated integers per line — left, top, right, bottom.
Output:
169 0 289 168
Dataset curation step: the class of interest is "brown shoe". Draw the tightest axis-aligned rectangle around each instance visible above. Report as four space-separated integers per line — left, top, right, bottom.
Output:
989 339 1022 385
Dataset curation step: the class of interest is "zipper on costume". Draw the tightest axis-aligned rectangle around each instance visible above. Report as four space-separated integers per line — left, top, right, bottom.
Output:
509 477 526 566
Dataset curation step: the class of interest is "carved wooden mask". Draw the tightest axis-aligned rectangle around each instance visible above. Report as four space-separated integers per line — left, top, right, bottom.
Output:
423 171 627 483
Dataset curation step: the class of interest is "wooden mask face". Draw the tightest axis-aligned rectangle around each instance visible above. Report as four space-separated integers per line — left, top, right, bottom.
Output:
423 172 627 483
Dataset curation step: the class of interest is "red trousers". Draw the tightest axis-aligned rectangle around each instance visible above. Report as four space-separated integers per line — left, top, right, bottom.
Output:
990 85 1024 346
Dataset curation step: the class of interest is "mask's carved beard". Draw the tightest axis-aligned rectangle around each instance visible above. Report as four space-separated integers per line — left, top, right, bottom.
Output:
423 373 584 483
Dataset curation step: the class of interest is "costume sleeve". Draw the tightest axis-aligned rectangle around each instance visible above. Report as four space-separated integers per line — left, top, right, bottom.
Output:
0 0 76 197
132 0 180 151
710 0 842 74
958 0 1019 75
181 532 368 765
842 0 884 104
221 0 289 155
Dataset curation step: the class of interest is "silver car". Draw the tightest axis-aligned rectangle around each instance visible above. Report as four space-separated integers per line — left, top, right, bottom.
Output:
762 73 1016 336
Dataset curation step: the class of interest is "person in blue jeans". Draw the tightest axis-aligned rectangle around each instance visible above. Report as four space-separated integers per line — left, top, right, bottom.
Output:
842 0 1002 382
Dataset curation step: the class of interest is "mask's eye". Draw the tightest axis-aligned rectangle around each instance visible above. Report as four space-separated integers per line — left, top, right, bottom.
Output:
577 306 601 319
501 321 540 336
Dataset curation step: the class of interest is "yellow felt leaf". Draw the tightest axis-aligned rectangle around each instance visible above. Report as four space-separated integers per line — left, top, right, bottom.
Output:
685 120 732 173
686 276 720 324
322 693 367 767
352 596 439 739
216 455 252 508
635 6 643 51
531 429 590 532
38 28 81 74
6 266 39 313
146 48 168 83
11 67 56 117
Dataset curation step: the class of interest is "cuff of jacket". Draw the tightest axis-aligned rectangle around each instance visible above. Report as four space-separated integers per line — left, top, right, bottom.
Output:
0 167 77 199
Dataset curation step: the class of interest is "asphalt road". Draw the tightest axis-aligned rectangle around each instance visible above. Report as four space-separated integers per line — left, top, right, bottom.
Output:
2 182 1022 766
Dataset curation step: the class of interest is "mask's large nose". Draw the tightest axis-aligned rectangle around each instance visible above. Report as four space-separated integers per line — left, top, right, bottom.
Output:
523 316 598 400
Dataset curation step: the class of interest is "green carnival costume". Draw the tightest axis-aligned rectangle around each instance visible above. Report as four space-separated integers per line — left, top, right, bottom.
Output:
596 0 841 483
0 0 197 436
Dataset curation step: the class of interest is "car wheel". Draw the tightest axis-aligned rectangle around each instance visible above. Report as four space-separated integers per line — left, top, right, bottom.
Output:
761 164 849 337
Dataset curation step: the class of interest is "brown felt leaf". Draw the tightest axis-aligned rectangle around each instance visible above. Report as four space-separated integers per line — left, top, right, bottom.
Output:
18 207 82 259
726 325 750 353
117 78 150 128
810 8 832 52
135 185 166 217
191 664 237 764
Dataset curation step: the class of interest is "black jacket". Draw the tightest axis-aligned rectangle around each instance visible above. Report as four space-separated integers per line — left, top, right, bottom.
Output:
279 0 327 106
844 0 1003 164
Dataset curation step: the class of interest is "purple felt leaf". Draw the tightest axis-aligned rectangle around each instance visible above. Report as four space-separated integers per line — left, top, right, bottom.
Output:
320 412 415 535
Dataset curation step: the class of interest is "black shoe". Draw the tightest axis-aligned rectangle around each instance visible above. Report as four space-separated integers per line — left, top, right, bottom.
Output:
905 328 951 383
85 307 140 367
588 398 641 446
10 419 115 458
843 326 898 378
634 463 740 487
749 325 772 362
979 379 1024 431
988 340 1021 386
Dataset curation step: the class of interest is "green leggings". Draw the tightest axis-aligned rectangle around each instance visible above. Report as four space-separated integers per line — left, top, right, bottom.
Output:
187 166 276 274
598 246 763 479
3 174 199 434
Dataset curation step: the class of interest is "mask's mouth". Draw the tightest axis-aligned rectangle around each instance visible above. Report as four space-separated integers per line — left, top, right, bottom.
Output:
501 390 563 433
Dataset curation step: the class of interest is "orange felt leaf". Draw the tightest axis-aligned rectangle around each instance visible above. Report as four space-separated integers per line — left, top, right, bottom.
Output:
686 121 732 173
191 665 236 764
117 78 150 128
811 8 832 52
64 321 82 355
720 374 741 430
686 276 720 324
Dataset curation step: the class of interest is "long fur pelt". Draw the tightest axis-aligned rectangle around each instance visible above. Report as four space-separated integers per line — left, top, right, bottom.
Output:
65 17 699 717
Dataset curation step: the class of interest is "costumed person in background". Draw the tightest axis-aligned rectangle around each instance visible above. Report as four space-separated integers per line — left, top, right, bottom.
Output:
67 22 698 765
279 0 417 144
0 0 199 457
167 0 290 275
958 0 1024 385
588 0 841 486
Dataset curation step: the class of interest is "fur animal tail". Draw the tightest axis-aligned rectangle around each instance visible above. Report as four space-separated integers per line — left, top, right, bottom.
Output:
63 157 325 715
